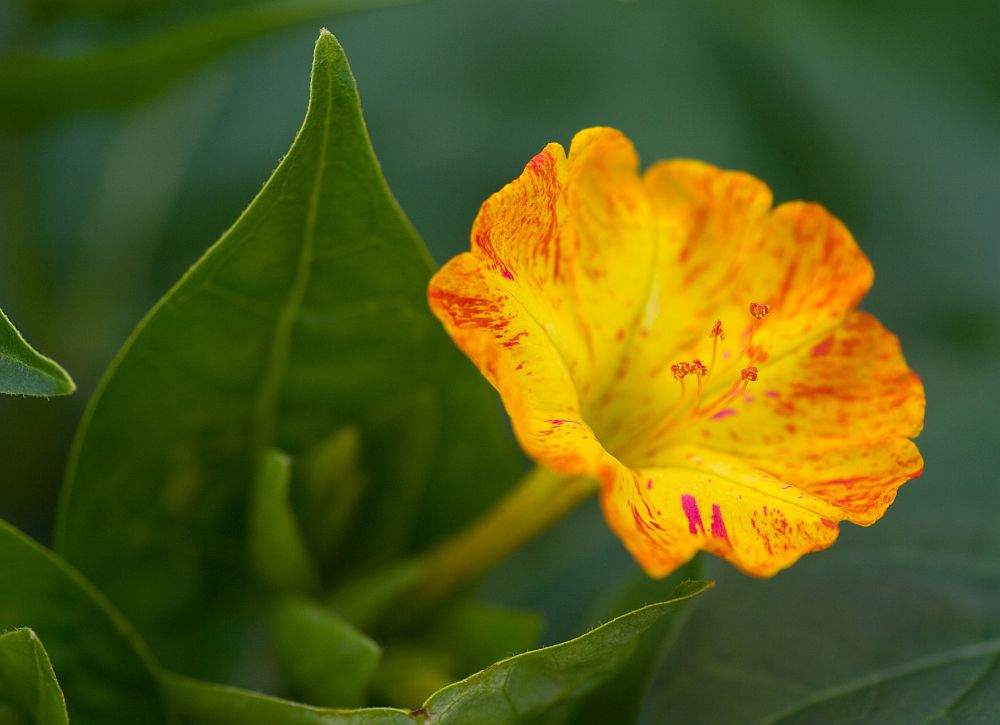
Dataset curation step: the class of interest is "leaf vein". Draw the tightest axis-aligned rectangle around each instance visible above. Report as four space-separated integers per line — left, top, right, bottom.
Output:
757 638 1000 724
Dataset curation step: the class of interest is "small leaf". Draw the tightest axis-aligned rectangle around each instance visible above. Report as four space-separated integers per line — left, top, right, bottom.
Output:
55 29 520 683
0 521 168 724
420 581 712 724
0 307 74 397
350 388 440 565
0 0 415 129
249 449 320 593
271 597 381 708
162 674 419 725
297 427 368 568
0 629 68 725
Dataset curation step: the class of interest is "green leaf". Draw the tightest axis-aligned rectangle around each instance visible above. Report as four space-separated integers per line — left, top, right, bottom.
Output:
568 560 702 725
0 629 68 725
296 427 367 569
271 597 381 708
163 674 418 725
0 521 168 725
420 581 712 724
0 0 414 130
0 307 74 397
370 599 544 711
641 554 1000 723
55 29 520 683
249 449 320 593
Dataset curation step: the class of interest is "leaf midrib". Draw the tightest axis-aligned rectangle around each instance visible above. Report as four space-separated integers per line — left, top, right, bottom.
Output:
249 59 334 455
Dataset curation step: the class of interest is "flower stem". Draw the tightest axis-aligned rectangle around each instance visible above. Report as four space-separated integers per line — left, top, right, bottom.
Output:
412 465 595 605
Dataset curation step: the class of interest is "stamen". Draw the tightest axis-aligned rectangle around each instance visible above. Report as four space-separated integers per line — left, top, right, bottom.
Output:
690 358 708 408
708 320 724 376
700 366 758 417
651 319 767 443
739 302 772 359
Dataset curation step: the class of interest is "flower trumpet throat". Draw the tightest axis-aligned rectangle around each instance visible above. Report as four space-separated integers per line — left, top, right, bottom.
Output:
428 127 924 579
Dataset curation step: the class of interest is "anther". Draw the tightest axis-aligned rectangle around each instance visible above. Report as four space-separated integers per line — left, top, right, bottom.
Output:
671 362 691 380
749 302 770 320
689 359 708 376
741 366 759 382
746 344 768 364
709 320 725 339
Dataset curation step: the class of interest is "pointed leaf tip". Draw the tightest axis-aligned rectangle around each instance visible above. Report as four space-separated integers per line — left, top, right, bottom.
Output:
0 306 75 397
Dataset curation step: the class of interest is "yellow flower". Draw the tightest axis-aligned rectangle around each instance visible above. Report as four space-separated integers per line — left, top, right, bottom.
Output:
428 128 924 578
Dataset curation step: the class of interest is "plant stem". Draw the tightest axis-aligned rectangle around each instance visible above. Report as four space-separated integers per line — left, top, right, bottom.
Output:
409 465 596 608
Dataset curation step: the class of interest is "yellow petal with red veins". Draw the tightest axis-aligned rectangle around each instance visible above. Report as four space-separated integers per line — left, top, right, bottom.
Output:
600 311 924 577
468 127 657 405
599 453 843 577
684 311 925 525
430 127 656 473
428 253 603 475
594 161 875 457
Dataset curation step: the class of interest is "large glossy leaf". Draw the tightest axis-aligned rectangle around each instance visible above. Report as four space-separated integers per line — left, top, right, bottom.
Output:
0 521 168 725
0 629 68 725
639 550 1000 723
55 29 520 684
0 307 74 397
0 0 413 130
421 581 711 724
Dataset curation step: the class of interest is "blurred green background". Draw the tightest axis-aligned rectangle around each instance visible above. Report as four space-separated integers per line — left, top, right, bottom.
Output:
2 0 999 719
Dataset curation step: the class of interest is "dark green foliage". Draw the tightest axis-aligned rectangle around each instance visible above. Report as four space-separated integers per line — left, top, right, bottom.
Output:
0 308 74 397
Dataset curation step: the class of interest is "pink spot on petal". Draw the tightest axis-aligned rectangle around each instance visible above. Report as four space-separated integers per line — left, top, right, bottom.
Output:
811 336 834 357
528 151 550 173
646 479 653 489
821 518 838 529
710 504 730 544
765 390 780 398
681 494 705 535
711 408 737 420
502 269 515 281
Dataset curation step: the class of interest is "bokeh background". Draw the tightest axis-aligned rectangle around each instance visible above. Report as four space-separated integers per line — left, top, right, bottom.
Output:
2 1 999 720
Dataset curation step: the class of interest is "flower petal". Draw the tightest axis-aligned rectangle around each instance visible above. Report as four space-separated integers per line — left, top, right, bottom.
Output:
684 311 925 524
428 252 604 475
601 311 924 578
468 127 657 405
600 453 843 578
595 161 877 458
